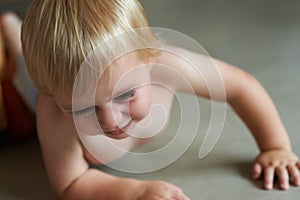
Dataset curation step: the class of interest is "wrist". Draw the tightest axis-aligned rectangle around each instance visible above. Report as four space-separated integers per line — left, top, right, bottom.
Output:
260 145 292 153
258 136 292 152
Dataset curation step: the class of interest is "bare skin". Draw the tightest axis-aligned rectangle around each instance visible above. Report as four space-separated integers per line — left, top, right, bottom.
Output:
158 49 300 191
3 12 300 200
37 48 300 200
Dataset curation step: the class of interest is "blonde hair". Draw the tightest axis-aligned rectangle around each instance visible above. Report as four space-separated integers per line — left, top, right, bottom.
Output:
21 0 159 95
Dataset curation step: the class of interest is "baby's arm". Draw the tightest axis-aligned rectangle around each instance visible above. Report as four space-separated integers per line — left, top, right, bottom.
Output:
37 95 189 200
213 58 300 190
158 47 300 190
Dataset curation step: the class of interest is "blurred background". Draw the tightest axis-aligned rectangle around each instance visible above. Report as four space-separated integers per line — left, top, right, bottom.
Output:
0 0 31 15
1 0 300 199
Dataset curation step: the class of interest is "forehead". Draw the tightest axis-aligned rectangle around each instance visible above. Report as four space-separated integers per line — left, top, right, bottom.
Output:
56 52 148 108
98 52 149 95
109 52 143 79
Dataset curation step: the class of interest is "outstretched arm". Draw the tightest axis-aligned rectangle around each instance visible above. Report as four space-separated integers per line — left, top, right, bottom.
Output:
157 46 300 190
219 59 300 190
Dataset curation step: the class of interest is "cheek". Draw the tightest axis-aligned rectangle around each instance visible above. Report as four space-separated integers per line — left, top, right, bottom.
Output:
129 87 152 121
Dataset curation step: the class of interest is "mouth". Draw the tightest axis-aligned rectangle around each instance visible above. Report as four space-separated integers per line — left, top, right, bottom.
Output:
103 121 132 140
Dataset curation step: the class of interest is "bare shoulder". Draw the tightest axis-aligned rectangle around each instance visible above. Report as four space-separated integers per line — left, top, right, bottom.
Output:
36 94 76 140
153 45 247 101
36 94 86 159
156 45 207 65
152 45 209 94
36 94 90 195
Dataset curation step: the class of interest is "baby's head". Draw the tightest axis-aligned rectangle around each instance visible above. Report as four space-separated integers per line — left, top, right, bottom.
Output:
21 0 158 96
21 0 159 138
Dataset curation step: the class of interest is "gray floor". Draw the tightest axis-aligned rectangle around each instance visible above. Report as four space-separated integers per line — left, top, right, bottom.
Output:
1 0 300 199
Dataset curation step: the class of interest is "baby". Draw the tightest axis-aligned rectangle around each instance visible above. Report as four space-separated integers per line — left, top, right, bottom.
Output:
19 0 300 199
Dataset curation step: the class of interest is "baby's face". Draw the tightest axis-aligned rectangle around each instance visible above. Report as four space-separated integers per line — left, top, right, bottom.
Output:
57 53 152 139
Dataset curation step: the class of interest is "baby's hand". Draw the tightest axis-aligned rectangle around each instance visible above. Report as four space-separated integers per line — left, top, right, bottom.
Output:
135 180 190 200
252 149 300 190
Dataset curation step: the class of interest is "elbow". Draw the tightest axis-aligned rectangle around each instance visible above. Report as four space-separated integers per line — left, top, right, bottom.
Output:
59 177 83 200
52 182 74 200
53 171 88 200
227 69 262 104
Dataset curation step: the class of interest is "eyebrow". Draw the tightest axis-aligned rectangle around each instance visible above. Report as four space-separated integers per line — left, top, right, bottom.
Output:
61 105 76 112
62 105 95 113
112 77 140 97
112 84 139 99
61 78 145 112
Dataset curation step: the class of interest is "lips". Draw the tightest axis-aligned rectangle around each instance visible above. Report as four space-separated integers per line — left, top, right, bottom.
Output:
103 121 132 139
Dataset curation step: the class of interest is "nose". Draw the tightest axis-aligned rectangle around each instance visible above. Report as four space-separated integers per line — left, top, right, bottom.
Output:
97 105 123 131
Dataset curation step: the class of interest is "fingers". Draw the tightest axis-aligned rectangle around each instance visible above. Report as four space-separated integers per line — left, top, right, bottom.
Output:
252 163 262 180
141 180 190 200
172 187 190 200
263 164 300 190
264 167 275 190
287 164 300 186
255 150 300 191
297 161 300 169
275 166 290 190
172 193 190 200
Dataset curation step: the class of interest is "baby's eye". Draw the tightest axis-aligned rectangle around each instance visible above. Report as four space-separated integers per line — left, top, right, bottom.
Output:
114 89 136 102
73 106 95 116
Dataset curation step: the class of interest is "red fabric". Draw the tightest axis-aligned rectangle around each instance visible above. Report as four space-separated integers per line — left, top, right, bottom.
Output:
1 56 35 140
1 79 35 140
